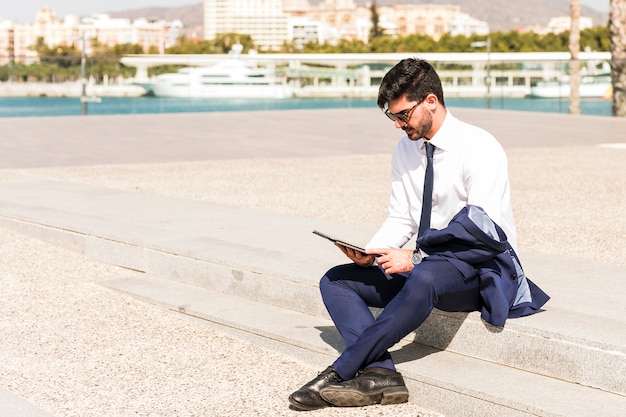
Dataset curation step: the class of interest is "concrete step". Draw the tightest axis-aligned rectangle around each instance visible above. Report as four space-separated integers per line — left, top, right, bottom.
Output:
0 387 53 417
100 274 626 417
0 180 624 398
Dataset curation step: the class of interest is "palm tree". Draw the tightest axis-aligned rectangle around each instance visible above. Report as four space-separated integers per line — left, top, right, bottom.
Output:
569 0 581 115
610 0 626 116
369 1 384 43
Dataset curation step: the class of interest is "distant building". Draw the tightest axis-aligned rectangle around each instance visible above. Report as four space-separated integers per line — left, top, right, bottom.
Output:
524 15 594 35
202 0 487 49
379 4 464 41
449 13 490 37
286 1 483 43
203 0 289 51
0 7 182 63
303 0 367 41
288 17 338 49
1 1 493 62
80 14 183 54
0 20 37 63
546 16 593 33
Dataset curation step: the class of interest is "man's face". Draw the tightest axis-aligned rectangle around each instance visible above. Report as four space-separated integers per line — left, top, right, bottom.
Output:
386 95 433 141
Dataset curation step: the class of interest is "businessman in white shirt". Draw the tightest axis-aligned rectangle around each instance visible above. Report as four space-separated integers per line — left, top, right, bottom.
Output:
289 58 520 411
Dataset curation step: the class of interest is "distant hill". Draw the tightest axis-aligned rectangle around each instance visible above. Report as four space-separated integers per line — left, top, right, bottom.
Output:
108 0 608 38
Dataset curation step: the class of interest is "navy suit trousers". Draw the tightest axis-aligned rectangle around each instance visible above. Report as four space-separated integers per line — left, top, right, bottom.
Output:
320 259 481 380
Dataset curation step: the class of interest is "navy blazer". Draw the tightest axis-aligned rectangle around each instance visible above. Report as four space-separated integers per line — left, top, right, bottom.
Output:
417 205 550 327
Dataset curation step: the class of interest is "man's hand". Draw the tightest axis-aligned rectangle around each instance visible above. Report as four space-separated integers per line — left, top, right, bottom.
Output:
335 244 375 267
366 248 414 274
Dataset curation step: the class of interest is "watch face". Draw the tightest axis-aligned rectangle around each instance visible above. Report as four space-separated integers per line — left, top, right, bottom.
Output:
412 252 422 265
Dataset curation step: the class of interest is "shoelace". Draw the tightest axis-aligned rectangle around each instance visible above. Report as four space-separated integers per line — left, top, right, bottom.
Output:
321 369 342 383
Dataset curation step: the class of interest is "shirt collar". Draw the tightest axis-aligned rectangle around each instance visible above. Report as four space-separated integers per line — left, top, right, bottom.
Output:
420 111 454 152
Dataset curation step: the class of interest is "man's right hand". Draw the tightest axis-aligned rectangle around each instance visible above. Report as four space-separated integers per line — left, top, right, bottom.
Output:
335 244 375 267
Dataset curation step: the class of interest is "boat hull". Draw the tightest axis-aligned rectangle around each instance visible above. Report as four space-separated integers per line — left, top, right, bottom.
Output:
528 74 612 99
134 60 294 99
135 81 293 99
528 84 612 99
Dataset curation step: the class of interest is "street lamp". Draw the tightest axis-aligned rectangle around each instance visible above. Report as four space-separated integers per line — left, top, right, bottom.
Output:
78 32 101 116
80 32 87 115
471 36 491 109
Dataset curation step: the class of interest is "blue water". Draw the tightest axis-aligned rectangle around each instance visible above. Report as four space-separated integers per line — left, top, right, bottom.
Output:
0 96 614 118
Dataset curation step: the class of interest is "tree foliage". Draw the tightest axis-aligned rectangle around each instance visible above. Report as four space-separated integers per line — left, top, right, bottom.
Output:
1 27 610 83
281 26 608 54
166 33 256 54
31 37 81 68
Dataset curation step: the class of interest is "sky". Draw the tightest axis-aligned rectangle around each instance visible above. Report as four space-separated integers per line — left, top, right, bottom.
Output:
1 0 611 24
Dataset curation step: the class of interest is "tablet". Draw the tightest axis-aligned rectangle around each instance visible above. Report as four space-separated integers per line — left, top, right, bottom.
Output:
313 229 376 256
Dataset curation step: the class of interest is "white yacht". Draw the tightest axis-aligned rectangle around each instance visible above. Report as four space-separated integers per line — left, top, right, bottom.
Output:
135 47 293 99
528 73 612 99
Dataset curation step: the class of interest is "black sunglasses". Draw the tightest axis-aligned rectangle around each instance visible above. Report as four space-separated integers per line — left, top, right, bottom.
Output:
384 102 420 124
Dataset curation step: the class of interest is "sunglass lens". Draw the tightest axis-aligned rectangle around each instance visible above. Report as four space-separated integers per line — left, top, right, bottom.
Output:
384 108 410 123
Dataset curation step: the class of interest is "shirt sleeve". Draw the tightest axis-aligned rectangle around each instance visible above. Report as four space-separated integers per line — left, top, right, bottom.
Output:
366 148 417 249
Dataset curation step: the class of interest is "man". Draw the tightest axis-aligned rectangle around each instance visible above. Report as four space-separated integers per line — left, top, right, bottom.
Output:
288 58 548 411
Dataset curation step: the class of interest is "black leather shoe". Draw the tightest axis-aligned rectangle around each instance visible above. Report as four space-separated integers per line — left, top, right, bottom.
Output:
288 366 343 411
319 367 409 407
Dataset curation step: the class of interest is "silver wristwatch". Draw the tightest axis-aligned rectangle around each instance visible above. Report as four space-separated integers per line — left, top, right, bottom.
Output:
411 249 423 265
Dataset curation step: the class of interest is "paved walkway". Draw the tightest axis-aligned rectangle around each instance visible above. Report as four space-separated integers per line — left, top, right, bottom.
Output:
0 107 624 417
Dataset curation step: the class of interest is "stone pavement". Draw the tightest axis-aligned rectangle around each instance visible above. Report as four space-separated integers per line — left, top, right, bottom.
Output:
0 107 625 417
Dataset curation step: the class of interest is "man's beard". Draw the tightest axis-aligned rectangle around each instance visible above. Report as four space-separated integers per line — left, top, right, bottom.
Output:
404 107 432 140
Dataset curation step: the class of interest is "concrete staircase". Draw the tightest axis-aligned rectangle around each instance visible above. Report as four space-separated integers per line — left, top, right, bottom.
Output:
0 180 624 417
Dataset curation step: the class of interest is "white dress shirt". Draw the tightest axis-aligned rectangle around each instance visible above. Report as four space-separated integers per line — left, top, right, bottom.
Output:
367 111 518 251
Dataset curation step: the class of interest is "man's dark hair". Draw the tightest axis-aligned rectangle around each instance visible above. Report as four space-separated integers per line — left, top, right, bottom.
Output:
377 58 445 109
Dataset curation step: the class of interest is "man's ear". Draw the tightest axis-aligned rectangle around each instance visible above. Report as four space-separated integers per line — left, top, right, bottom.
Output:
424 93 438 111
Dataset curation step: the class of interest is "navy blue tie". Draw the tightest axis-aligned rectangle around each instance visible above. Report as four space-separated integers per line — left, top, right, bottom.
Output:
418 142 435 238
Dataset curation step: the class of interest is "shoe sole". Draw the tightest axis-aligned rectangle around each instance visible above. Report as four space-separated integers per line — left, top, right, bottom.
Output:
320 386 409 407
288 395 329 411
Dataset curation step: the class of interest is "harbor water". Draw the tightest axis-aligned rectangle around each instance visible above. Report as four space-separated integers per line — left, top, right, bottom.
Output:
0 96 614 118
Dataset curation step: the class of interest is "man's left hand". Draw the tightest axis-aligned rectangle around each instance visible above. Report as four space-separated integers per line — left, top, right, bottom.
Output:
367 248 414 274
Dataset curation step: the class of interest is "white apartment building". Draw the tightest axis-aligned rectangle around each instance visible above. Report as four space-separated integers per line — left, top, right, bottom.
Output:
547 16 593 33
524 15 594 35
380 4 465 41
0 7 182 63
203 0 290 51
288 17 338 49
0 21 38 63
449 13 490 38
